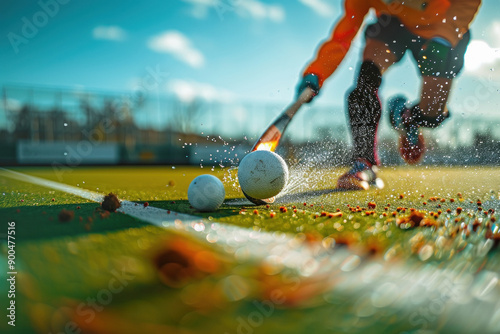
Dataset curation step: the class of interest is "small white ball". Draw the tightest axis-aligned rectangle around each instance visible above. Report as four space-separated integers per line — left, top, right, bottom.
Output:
238 150 288 199
188 175 225 211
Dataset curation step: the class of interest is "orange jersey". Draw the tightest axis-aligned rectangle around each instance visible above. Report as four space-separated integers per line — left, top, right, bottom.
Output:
304 0 481 87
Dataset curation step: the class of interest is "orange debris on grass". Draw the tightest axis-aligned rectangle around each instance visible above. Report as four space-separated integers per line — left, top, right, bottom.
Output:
152 233 229 288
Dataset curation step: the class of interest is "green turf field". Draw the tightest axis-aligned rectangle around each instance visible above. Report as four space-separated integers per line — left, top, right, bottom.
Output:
1 165 500 333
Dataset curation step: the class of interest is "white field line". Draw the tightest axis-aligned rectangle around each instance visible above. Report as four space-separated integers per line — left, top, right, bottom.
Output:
2 168 499 332
0 168 320 271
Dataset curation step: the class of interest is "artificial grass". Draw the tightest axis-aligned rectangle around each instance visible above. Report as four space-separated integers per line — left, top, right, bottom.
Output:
1 165 499 333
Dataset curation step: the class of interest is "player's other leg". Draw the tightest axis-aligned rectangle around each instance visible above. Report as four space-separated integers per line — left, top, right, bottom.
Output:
389 76 452 164
337 35 398 190
388 95 427 164
390 32 471 164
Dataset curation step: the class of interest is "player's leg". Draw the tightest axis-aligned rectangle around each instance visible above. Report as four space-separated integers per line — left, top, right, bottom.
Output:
348 32 402 166
338 15 404 190
349 13 411 162
338 41 398 189
390 31 470 163
418 76 452 120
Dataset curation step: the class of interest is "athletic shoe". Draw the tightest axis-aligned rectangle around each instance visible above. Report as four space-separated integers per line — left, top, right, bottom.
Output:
388 96 425 164
337 158 384 190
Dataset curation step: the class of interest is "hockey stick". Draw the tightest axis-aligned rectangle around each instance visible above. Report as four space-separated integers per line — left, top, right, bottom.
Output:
243 87 314 205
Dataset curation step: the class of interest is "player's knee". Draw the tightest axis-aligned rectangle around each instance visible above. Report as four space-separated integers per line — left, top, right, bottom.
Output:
356 60 382 90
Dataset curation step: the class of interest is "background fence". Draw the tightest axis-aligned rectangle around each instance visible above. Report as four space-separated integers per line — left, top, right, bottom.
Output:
1 84 499 166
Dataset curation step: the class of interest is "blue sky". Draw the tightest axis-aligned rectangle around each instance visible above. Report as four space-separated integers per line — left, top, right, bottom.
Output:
1 0 500 132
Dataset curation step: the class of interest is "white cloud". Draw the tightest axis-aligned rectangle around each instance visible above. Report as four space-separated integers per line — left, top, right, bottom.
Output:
464 40 500 76
237 0 284 21
92 26 127 41
148 31 205 68
167 79 235 103
490 21 500 46
182 0 215 18
298 0 334 17
182 0 285 22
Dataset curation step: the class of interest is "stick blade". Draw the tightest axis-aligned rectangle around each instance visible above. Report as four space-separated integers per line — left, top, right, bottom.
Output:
252 125 282 152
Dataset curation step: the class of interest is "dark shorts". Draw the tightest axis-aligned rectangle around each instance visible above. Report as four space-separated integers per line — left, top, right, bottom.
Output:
364 14 470 79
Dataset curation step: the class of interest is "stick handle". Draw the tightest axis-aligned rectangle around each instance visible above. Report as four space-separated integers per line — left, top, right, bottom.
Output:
285 87 314 118
251 87 314 152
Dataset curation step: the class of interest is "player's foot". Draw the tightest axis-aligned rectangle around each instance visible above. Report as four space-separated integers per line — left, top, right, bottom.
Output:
388 96 425 164
398 131 425 165
337 158 384 190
